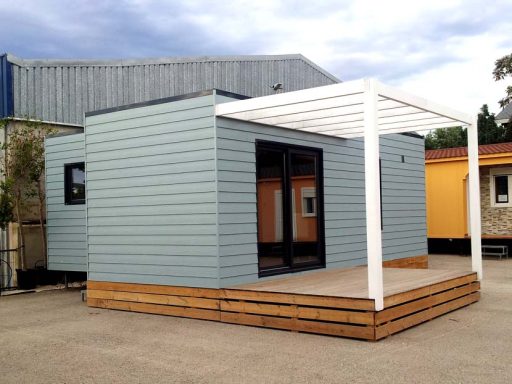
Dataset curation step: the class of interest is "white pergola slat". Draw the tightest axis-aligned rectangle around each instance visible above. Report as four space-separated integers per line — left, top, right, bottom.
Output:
215 78 481 311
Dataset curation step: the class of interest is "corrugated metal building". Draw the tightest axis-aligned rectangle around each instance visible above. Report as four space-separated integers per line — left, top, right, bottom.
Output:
0 53 339 126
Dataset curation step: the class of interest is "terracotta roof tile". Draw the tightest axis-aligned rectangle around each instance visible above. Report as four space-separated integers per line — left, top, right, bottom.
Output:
425 142 512 160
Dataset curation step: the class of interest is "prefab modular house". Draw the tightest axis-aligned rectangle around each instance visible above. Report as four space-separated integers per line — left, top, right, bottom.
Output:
46 80 482 340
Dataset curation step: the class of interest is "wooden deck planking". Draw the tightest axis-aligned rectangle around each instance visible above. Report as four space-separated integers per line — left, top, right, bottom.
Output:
87 263 480 341
233 266 474 303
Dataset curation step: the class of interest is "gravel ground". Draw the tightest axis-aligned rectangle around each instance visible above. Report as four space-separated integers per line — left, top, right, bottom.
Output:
1 255 511 384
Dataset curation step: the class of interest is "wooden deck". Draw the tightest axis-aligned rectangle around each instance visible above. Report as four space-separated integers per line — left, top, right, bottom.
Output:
87 265 480 341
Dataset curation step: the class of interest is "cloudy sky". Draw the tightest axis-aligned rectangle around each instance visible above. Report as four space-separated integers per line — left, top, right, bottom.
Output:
2 0 511 114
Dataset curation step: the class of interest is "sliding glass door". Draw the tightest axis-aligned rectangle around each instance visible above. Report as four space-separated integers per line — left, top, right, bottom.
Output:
256 141 325 276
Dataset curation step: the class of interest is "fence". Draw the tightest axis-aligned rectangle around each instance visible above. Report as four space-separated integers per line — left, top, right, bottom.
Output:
0 248 18 292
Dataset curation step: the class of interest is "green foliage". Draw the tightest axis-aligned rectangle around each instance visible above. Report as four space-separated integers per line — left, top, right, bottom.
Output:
0 180 14 230
2 120 56 193
477 104 512 144
493 53 512 108
425 126 467 150
1 119 57 269
424 104 512 149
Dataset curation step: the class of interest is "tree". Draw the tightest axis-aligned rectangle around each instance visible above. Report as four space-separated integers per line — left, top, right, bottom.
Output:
0 181 14 230
424 104 509 149
424 126 467 150
1 120 55 270
493 53 512 109
477 104 509 144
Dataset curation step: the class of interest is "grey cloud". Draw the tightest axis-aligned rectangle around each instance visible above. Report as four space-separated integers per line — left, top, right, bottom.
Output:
1 0 511 89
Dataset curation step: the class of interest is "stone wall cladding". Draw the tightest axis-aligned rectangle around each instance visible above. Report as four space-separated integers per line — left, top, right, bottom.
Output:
480 166 512 235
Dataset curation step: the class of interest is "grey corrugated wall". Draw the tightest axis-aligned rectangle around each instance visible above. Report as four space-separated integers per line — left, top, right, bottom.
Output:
215 117 427 287
9 54 338 126
45 133 87 272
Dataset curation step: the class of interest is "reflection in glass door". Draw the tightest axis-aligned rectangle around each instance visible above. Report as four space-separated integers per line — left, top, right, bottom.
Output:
256 147 286 270
256 141 324 276
291 152 320 266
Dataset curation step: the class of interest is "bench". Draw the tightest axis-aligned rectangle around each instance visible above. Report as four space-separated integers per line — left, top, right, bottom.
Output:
482 245 508 260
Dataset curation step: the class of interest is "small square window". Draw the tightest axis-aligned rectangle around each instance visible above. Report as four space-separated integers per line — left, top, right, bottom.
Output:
64 162 85 205
490 168 512 207
301 187 317 217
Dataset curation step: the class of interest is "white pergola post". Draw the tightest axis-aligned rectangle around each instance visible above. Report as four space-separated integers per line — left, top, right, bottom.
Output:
467 117 483 279
363 79 384 310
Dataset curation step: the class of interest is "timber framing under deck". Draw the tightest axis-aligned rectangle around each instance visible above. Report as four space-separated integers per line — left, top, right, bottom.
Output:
87 265 480 341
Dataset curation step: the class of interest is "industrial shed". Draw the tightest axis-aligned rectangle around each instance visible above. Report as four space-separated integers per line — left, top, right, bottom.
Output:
46 79 482 340
1 53 339 125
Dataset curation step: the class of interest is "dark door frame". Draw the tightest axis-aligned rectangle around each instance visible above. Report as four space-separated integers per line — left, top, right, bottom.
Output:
255 140 326 277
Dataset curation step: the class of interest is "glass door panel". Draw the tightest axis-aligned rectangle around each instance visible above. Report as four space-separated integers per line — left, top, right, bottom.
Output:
256 147 287 270
290 152 320 266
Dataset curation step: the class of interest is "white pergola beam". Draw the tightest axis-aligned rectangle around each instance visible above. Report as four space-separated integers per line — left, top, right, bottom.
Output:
294 119 461 138
363 79 384 311
282 117 363 131
467 117 483 279
254 99 413 128
377 81 473 125
379 111 447 125
215 79 366 116
221 95 363 123
254 102 364 126
378 116 456 131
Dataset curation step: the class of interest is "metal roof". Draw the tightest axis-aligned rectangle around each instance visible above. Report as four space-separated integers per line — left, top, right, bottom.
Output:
496 102 512 124
216 78 473 139
426 142 512 160
4 53 339 126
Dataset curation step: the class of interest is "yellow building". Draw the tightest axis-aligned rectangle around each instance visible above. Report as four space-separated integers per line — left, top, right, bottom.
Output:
426 143 512 250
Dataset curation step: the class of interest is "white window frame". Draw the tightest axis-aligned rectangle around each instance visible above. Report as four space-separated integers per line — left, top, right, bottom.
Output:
490 167 512 207
301 187 317 217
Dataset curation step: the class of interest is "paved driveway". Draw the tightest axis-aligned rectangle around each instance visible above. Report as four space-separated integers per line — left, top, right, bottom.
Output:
1 255 511 384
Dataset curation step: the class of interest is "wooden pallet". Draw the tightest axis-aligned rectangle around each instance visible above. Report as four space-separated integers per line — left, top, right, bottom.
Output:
87 272 479 341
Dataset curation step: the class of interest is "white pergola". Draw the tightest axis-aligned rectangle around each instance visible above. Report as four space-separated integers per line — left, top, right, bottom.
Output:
215 78 482 311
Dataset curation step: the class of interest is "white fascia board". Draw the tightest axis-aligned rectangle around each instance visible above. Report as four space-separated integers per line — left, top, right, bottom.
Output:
376 81 473 125
215 79 366 116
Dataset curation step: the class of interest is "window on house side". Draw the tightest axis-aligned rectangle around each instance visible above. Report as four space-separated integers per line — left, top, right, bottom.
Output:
490 168 512 207
495 175 509 204
64 162 85 205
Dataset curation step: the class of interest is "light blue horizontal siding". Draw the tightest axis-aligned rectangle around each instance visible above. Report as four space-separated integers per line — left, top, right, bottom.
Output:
45 133 87 272
216 118 366 287
215 118 427 287
380 134 427 259
85 95 219 287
